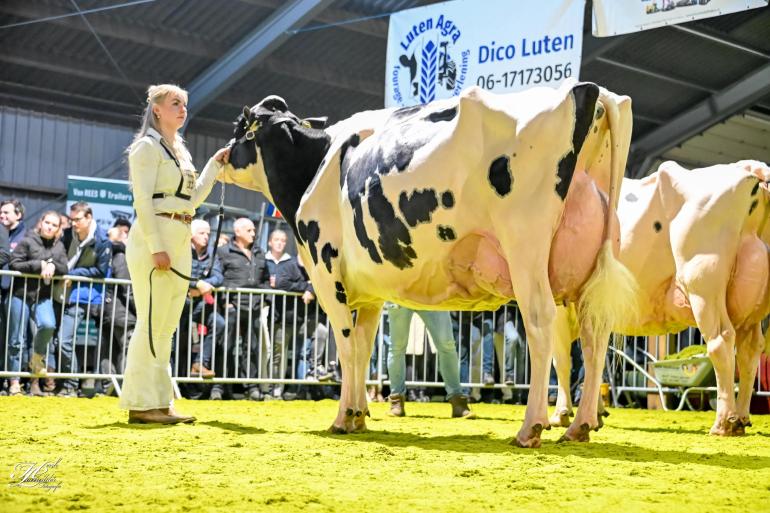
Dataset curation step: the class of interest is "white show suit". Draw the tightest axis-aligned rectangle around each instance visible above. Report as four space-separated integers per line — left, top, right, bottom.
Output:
119 128 221 410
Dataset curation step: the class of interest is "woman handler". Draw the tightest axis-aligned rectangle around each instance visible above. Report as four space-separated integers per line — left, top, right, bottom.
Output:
120 84 229 424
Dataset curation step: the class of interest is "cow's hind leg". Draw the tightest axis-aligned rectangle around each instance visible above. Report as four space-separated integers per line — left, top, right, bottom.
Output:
560 319 610 442
550 305 578 428
510 272 557 448
689 294 740 436
734 323 764 434
351 305 384 433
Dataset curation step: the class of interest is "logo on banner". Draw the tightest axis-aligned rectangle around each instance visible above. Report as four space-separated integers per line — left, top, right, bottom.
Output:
391 14 470 106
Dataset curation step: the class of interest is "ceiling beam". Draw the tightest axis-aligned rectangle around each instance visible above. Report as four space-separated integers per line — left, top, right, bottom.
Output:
629 61 770 178
258 56 381 96
0 0 226 58
186 0 335 120
0 44 149 92
237 0 389 38
595 56 716 93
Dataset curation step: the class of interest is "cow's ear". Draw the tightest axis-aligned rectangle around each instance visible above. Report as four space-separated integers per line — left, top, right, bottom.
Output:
242 106 251 119
302 117 328 129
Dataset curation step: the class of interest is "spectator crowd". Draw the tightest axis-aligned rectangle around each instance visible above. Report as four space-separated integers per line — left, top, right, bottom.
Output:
0 197 567 407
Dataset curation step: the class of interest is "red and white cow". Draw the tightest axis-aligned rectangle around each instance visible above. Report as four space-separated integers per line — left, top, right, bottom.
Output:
218 80 635 447
551 160 770 436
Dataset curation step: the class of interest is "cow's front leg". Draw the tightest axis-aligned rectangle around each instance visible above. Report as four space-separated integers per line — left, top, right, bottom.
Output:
734 324 763 435
329 332 357 434
350 305 383 433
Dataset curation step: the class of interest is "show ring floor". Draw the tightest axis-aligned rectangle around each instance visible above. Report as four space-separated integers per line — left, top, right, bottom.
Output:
2 396 769 512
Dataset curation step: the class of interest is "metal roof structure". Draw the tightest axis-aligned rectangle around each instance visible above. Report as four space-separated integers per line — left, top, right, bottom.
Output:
1 0 769 180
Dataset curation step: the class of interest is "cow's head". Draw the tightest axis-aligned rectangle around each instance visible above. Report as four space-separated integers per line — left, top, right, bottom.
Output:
219 95 328 195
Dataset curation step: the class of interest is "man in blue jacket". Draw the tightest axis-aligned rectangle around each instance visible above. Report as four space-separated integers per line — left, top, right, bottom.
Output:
55 201 111 397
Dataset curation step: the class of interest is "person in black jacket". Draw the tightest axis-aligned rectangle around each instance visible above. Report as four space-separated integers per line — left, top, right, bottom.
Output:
178 219 224 387
7 211 68 396
263 228 315 399
97 227 137 389
218 217 270 400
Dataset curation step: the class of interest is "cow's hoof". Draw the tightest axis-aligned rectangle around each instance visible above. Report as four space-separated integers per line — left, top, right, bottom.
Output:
601 409 610 418
709 415 743 437
549 409 572 428
328 424 348 435
558 423 591 443
352 410 369 432
596 415 604 431
510 423 544 448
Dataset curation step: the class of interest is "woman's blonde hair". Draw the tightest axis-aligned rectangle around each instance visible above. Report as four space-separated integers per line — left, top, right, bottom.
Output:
128 84 192 163
35 210 62 238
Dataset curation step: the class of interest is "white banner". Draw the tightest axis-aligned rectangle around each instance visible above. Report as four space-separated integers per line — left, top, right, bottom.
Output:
67 175 134 232
385 0 584 108
593 0 769 37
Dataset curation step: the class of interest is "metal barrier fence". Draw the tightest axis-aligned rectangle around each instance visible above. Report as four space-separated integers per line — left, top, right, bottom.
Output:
1 270 768 407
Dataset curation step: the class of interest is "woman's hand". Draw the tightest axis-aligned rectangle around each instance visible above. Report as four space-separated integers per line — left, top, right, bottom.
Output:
213 146 230 164
40 262 55 280
152 251 171 271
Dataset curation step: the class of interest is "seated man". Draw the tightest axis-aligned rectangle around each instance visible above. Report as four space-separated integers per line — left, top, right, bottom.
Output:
386 304 474 418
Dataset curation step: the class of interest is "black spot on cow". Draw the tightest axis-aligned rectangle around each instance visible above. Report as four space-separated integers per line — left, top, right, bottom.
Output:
426 106 457 123
341 328 351 338
489 156 513 197
595 104 605 120
399 189 439 227
653 221 662 232
297 220 320 265
437 225 456 241
625 193 638 202
335 281 347 304
339 133 361 189
593 126 598 134
751 181 760 196
321 243 338 274
342 127 435 267
352 202 382 264
555 83 600 201
441 190 455 209
392 105 423 119
368 177 417 269
749 199 759 215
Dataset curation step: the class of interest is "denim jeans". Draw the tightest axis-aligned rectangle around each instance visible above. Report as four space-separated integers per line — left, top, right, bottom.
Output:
386 306 462 399
7 296 57 373
458 317 495 385
172 299 225 376
57 303 93 388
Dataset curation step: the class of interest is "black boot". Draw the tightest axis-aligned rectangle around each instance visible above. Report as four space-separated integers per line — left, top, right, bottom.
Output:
388 393 406 417
449 395 475 419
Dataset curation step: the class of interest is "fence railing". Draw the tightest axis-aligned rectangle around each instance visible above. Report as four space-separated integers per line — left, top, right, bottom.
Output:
1 270 768 406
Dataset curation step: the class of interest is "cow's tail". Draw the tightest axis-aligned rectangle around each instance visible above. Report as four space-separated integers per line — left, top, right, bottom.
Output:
578 89 637 338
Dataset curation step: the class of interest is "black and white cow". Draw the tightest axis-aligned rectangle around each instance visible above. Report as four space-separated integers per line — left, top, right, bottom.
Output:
219 81 636 447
